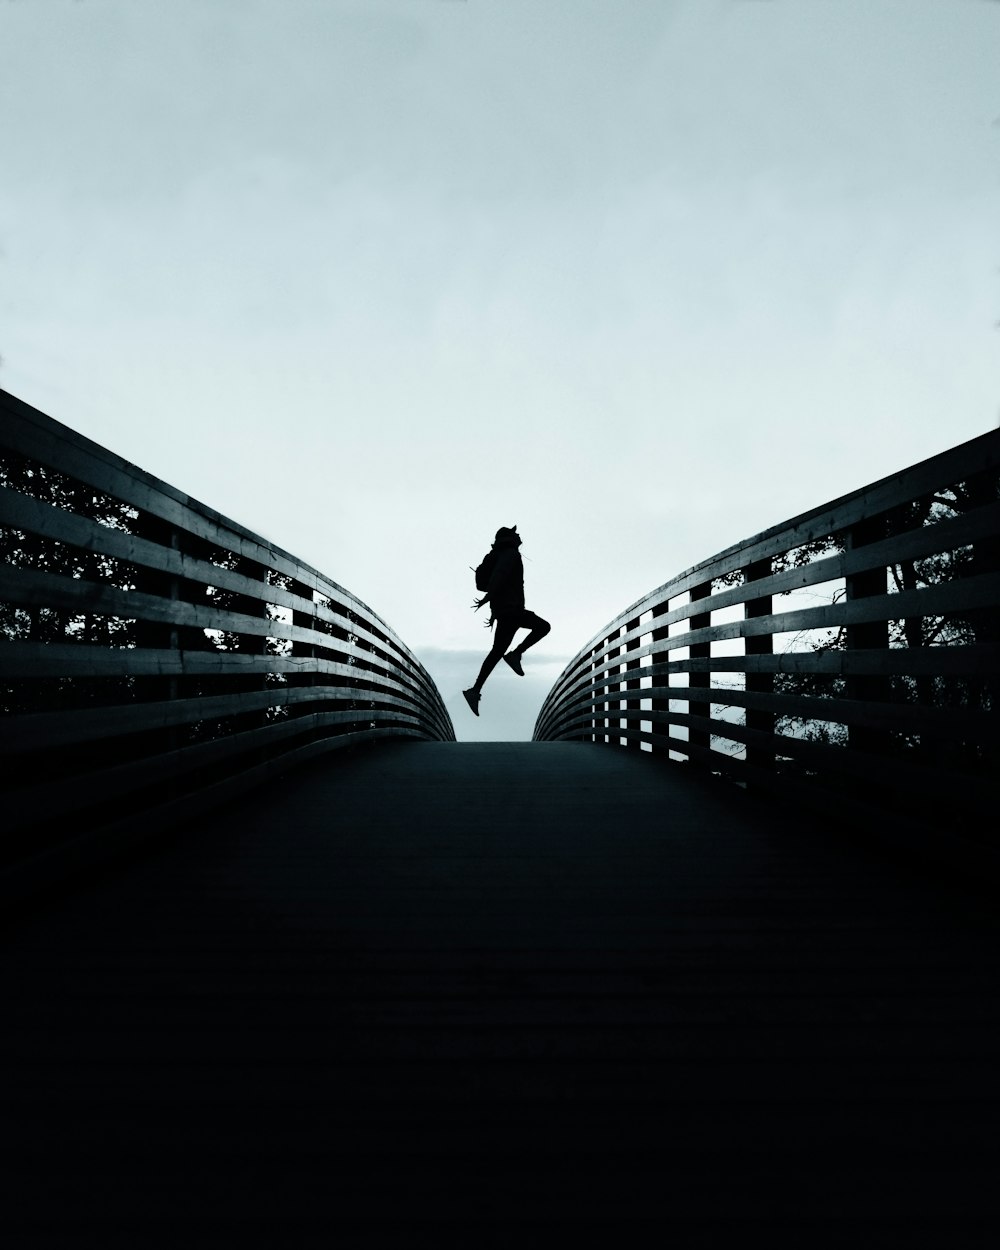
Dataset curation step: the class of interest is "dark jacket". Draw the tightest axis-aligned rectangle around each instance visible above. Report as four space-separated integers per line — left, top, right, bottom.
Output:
486 543 524 618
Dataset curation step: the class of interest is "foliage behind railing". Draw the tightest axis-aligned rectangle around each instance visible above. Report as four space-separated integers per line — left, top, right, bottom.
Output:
0 387 453 878
535 429 999 855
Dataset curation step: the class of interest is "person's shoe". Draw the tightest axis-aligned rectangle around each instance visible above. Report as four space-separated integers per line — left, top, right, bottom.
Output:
463 688 481 716
504 652 524 676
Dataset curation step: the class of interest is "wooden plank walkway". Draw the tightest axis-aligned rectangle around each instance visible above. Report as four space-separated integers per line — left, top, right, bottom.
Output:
2 741 998 1246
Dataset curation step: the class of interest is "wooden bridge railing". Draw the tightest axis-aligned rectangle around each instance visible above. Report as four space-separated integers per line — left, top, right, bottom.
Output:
534 428 1000 857
0 387 453 881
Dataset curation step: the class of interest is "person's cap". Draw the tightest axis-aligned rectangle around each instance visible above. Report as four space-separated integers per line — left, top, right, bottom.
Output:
494 525 519 544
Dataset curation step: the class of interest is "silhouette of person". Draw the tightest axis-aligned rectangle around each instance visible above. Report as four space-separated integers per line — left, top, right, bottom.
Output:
463 525 550 716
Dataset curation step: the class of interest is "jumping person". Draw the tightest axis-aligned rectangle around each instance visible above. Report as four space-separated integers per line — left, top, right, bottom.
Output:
463 525 550 716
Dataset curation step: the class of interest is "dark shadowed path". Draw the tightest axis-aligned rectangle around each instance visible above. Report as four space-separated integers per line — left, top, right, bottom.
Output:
2 741 998 1246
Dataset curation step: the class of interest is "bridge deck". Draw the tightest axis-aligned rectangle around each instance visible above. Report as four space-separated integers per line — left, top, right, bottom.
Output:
3 741 998 1245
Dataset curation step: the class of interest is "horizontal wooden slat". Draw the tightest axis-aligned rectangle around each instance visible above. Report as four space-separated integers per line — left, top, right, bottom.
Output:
545 680 996 743
669 644 1000 678
2 708 431 835
0 485 336 618
0 587 437 714
0 677 438 753
568 710 994 808
0 640 446 723
0 640 277 678
542 573 1000 718
0 565 399 665
0 522 425 680
591 725 995 828
537 647 997 743
548 650 998 719
0 641 349 678
568 711 989 813
583 644 1000 686
595 498 1000 634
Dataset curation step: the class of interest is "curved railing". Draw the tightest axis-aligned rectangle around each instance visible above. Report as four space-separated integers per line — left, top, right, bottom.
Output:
535 429 999 853
0 387 453 881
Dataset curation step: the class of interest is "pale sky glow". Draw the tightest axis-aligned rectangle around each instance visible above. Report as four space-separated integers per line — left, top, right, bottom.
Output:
2 0 998 739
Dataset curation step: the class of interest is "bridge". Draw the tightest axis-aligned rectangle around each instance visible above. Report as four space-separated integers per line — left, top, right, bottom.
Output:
2 386 999 1244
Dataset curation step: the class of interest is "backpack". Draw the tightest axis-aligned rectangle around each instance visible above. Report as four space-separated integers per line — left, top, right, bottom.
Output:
473 548 499 592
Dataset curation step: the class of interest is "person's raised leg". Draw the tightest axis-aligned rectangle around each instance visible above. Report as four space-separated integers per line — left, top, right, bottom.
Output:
503 611 550 675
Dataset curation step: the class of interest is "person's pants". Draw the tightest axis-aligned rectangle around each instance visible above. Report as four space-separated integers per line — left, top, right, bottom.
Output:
474 609 550 691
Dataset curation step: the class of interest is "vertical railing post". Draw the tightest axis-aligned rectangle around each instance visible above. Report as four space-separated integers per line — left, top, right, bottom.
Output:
624 616 641 750
613 627 624 746
289 578 317 731
225 554 271 734
650 601 671 758
132 514 181 753
589 644 600 742
845 517 890 761
131 515 179 653
744 558 774 774
588 642 598 743
599 636 610 743
687 580 713 761
970 467 1000 777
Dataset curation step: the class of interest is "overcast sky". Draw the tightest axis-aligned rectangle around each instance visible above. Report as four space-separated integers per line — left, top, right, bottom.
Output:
2 0 998 740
